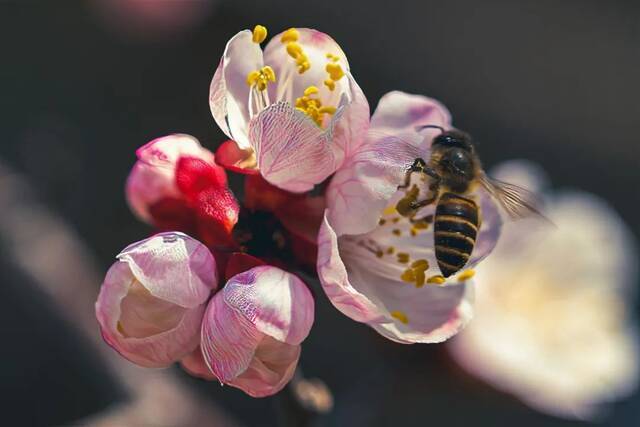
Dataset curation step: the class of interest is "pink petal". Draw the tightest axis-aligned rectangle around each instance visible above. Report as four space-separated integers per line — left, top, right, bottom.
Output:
325 134 420 236
227 336 301 398
369 91 451 147
180 347 218 380
209 30 264 150
117 232 217 308
248 101 337 192
316 213 386 323
330 74 371 165
224 266 314 345
317 213 474 343
96 261 206 367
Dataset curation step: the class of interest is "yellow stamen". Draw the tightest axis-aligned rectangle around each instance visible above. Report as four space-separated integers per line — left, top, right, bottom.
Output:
411 259 429 269
375 250 384 258
303 85 319 96
324 78 336 91
286 42 303 58
396 252 410 264
319 106 337 114
386 246 395 254
400 268 415 283
391 310 409 324
457 269 476 282
412 220 429 230
378 219 387 226
383 205 397 216
415 269 426 288
281 28 299 43
325 62 345 81
326 52 340 62
392 229 402 236
427 275 446 285
252 25 268 44
246 66 276 91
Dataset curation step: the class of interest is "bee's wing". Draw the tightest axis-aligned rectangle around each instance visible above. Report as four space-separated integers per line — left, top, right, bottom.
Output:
479 172 552 223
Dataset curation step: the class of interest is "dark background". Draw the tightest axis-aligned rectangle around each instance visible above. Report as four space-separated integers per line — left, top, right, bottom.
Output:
1 0 639 426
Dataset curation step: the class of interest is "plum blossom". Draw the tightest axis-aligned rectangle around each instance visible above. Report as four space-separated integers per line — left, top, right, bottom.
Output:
448 160 639 420
317 91 503 343
125 134 239 247
95 232 217 367
209 25 368 192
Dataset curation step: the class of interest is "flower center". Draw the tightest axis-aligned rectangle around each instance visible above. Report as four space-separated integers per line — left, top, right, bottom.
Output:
245 25 343 127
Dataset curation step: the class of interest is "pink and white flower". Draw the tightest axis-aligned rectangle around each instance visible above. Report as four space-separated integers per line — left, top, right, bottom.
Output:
198 264 314 397
96 232 217 367
210 26 368 192
317 91 503 343
448 161 639 420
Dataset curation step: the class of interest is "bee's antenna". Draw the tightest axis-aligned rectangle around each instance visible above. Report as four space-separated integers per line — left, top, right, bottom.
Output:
415 124 445 133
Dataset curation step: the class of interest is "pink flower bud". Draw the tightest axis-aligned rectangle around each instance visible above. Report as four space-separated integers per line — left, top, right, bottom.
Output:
125 133 227 224
96 232 217 367
200 266 314 397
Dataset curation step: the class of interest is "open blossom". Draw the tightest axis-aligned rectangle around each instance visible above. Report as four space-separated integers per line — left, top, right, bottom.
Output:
95 232 217 367
179 254 314 397
448 161 639 420
210 25 369 192
317 91 502 343
125 134 239 247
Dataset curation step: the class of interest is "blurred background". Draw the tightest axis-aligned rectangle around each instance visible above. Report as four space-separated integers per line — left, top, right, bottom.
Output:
1 0 639 425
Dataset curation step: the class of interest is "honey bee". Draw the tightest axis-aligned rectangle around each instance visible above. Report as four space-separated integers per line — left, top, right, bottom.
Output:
396 126 545 277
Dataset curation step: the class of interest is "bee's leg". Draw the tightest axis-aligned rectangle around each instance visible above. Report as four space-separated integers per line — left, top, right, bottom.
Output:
398 158 427 190
410 178 440 211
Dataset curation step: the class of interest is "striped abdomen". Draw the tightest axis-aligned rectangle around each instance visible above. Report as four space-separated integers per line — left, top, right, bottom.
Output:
434 193 479 277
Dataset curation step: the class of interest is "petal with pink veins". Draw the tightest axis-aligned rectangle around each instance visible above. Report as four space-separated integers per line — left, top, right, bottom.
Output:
248 101 337 192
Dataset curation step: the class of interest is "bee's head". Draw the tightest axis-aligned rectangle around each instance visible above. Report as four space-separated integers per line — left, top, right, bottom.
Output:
432 129 474 152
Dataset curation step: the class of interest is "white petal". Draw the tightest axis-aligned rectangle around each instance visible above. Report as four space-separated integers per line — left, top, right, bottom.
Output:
209 30 264 149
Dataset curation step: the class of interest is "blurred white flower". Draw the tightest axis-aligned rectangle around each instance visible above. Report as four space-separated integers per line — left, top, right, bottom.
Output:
448 160 639 420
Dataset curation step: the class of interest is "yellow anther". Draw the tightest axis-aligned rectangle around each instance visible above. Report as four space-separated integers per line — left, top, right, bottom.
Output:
286 42 303 58
325 62 345 81
427 275 446 285
397 252 410 264
296 56 310 74
392 217 400 223
383 205 397 216
246 66 276 91
391 311 409 324
400 268 415 283
375 250 384 258
415 269 426 288
324 78 336 91
252 25 268 43
319 106 337 115
386 246 395 254
410 229 418 237
457 270 476 282
281 28 299 43
411 259 429 270
262 65 276 82
326 53 340 62
246 70 261 86
303 86 319 96
378 219 387 226
392 229 402 236
412 220 429 230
